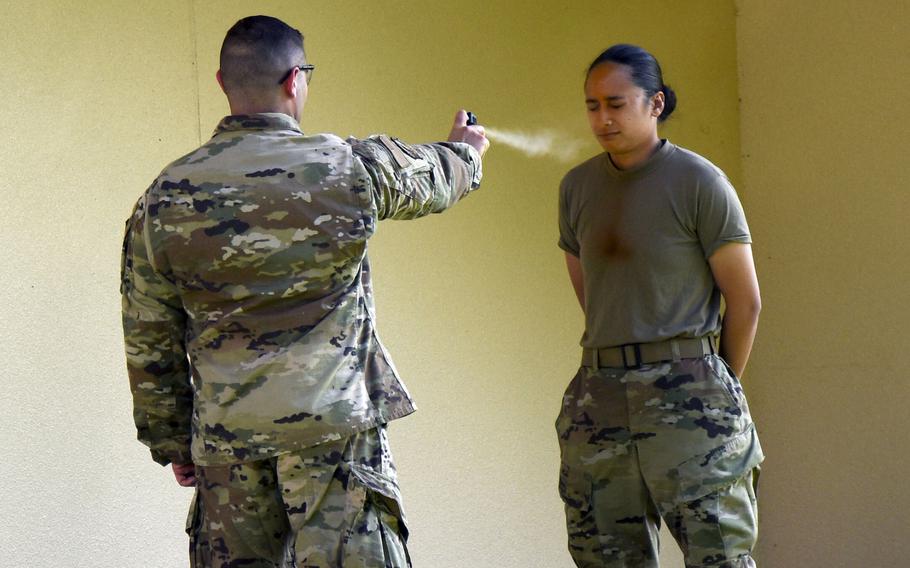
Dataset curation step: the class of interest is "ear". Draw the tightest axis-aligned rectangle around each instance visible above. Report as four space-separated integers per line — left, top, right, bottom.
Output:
281 67 299 98
651 91 665 118
215 70 226 94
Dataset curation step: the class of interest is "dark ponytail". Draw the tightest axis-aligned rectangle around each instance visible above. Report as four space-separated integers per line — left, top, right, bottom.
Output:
586 44 677 122
659 84 677 122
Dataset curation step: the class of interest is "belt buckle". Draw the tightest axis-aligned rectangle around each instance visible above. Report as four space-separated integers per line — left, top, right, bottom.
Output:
621 344 642 369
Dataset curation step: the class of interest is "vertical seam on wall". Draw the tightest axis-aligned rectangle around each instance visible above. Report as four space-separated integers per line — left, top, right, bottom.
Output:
733 0 747 204
189 0 202 145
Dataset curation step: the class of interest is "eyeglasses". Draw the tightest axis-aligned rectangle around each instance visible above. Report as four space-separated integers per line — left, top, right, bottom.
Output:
278 64 315 85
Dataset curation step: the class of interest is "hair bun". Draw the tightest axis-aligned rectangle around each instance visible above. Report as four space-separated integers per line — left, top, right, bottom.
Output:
659 84 677 122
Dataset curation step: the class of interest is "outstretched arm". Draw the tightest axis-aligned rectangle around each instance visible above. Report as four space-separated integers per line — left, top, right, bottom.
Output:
351 110 488 220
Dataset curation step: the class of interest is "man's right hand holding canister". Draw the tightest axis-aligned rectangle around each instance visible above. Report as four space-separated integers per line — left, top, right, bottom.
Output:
448 109 490 157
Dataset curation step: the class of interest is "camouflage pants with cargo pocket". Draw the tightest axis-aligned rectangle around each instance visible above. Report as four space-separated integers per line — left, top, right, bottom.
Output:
186 425 410 568
556 355 764 567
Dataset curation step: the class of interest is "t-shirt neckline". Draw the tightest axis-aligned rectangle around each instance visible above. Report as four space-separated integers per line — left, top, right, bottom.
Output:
603 139 674 179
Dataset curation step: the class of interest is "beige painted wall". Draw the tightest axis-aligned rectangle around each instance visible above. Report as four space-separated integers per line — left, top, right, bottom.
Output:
2 1 740 566
737 0 910 565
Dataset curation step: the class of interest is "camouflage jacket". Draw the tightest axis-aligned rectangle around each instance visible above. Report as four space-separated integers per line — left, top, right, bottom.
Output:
121 113 482 466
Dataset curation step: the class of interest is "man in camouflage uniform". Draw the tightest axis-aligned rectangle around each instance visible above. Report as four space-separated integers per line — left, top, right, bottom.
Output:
120 15 488 567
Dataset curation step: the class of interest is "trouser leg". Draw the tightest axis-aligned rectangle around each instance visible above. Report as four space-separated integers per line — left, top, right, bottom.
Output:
629 356 763 568
282 426 410 568
557 367 661 567
562 445 662 567
558 355 764 568
191 459 291 568
663 469 759 568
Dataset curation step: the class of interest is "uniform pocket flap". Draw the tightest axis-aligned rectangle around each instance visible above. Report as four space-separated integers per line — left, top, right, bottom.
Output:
662 423 764 506
350 463 408 534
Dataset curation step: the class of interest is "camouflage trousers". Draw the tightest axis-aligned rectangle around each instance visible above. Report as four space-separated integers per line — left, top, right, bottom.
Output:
556 355 764 567
187 426 410 568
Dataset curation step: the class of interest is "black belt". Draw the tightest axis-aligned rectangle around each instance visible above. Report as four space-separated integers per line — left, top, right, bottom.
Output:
582 336 717 370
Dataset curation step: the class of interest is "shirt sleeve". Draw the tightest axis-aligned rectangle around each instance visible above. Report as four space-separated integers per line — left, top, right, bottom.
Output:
557 175 581 256
349 135 482 221
120 194 193 466
697 172 752 259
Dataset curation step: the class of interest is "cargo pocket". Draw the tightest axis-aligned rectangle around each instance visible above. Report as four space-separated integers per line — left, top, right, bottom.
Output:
370 490 411 568
350 464 408 540
350 464 411 567
660 422 764 507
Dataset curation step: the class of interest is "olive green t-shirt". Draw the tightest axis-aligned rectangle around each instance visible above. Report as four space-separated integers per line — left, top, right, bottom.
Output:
558 141 751 348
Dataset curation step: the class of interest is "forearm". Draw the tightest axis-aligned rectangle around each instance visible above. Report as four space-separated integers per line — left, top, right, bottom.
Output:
430 141 483 193
572 284 585 312
564 252 585 313
719 302 760 378
403 141 481 213
124 316 194 465
352 136 482 220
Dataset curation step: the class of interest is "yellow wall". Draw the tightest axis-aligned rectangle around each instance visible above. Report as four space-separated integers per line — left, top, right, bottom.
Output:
737 1 910 565
2 2 739 566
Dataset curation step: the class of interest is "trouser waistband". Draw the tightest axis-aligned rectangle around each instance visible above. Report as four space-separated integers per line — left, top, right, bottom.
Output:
582 336 717 370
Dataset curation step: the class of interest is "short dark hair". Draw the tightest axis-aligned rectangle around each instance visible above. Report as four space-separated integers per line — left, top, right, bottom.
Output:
220 15 305 93
586 44 677 123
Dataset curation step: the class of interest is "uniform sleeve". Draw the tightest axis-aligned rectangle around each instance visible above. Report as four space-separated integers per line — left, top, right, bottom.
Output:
349 135 482 220
558 175 581 256
697 172 752 259
120 195 193 466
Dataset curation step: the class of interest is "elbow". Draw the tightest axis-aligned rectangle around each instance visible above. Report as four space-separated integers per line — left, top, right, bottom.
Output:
726 292 761 322
745 294 762 324
750 293 762 317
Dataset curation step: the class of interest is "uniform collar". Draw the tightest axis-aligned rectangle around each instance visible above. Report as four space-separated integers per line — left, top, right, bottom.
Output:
213 113 302 135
